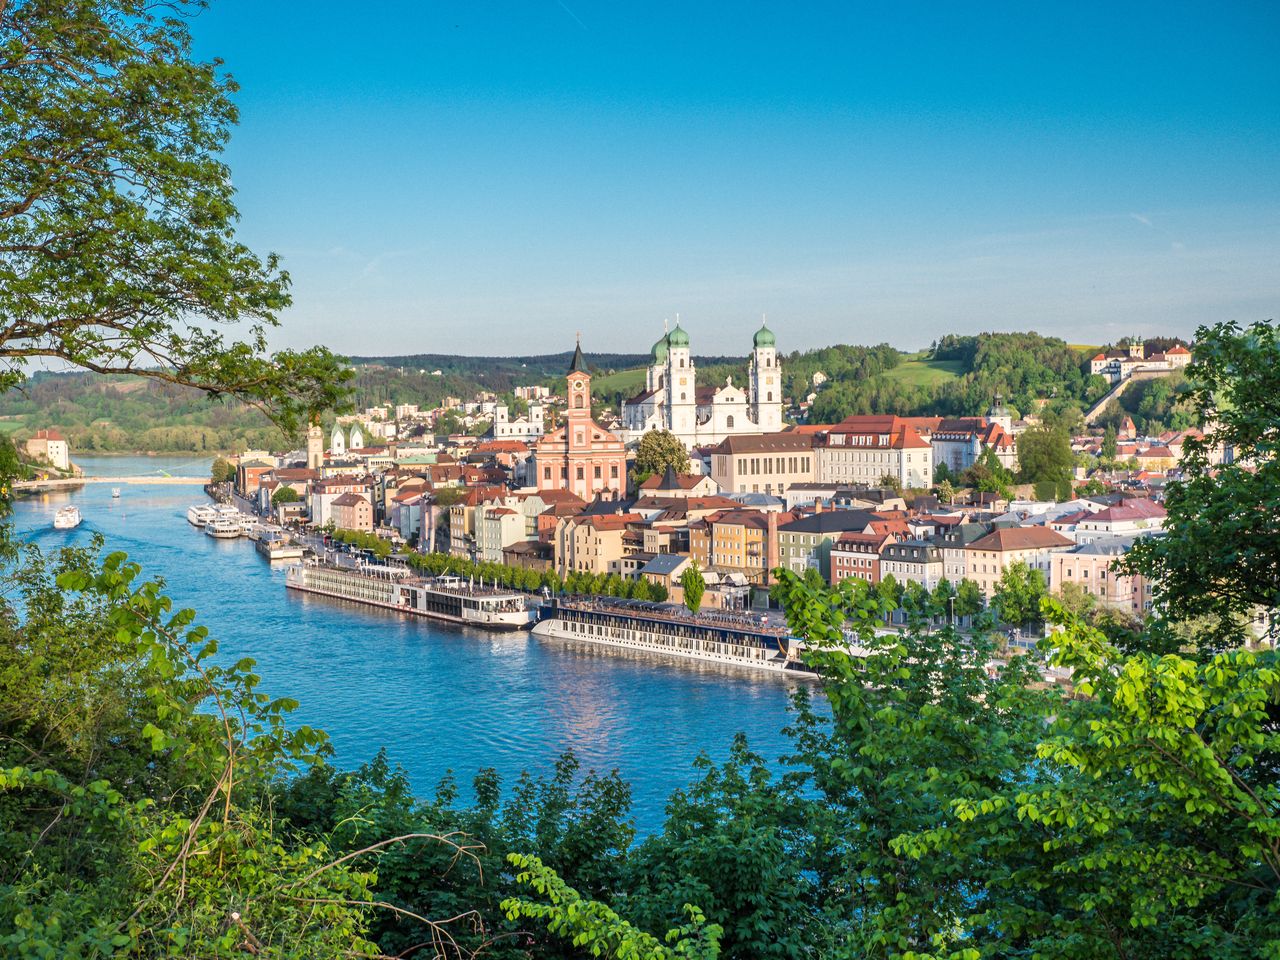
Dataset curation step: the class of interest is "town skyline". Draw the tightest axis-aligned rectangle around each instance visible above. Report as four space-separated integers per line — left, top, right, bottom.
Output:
188 2 1278 355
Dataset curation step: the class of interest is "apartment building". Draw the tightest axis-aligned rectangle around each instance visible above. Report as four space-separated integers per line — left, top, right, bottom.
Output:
812 416 933 489
708 433 815 496
964 526 1075 597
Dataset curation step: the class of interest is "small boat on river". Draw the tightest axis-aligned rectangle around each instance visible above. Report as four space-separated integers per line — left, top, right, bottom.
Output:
53 505 82 530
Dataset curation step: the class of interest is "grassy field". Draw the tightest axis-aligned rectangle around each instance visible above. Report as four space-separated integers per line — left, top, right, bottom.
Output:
591 367 647 397
879 357 965 387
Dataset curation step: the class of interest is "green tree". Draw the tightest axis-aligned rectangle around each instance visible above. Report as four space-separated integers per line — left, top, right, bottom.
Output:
955 577 984 618
936 478 956 504
680 562 706 614
0 0 351 430
1017 423 1074 489
210 456 234 484
1101 423 1118 461
878 472 903 494
1123 320 1280 652
631 429 690 487
271 485 301 505
991 560 1047 629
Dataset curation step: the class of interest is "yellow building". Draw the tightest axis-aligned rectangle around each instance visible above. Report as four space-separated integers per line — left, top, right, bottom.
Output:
964 526 1074 597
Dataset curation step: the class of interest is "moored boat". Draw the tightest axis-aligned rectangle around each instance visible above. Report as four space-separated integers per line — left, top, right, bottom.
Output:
204 517 241 539
531 597 812 675
187 504 217 526
285 560 535 631
53 505 82 530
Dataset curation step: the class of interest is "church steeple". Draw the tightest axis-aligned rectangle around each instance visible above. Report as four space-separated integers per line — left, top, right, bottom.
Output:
568 334 588 374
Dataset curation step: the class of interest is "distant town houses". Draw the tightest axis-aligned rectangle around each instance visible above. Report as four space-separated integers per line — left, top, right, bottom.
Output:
212 322 1218 635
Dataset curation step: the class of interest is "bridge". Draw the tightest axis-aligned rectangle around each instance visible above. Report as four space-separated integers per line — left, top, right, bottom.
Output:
14 475 207 491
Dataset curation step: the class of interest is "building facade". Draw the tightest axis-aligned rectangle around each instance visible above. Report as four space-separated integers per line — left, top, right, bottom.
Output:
709 433 815 496
813 416 934 489
534 343 628 501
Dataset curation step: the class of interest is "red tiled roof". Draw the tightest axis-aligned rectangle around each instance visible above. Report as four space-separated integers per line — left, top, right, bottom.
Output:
968 527 1074 552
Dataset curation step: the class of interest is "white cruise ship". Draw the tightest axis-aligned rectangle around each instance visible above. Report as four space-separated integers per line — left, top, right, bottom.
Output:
53 505 82 530
187 504 217 526
532 598 811 675
286 560 535 631
204 517 241 539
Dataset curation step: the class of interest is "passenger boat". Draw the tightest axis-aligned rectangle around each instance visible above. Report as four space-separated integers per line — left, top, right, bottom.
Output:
111 488 121 499
187 504 217 526
256 536 304 561
53 505 82 530
531 597 812 675
285 560 535 631
204 517 241 539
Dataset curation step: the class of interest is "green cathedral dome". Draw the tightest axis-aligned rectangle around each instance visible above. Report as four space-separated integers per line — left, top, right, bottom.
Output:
753 322 775 348
667 323 690 348
651 334 669 363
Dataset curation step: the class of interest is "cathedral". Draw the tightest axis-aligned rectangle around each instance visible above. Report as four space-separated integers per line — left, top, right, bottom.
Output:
621 321 784 449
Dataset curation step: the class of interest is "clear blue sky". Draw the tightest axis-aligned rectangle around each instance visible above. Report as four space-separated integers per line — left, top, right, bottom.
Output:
192 1 1280 357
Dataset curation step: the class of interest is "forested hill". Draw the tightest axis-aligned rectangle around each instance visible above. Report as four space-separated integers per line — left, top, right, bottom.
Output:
0 332 1127 452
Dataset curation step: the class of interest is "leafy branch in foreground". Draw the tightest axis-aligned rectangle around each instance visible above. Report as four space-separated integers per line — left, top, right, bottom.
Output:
0 0 352 432
0 542 473 957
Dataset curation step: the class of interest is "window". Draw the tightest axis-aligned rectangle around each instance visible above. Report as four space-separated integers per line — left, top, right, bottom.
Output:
576 467 584 480
611 465 619 478
543 467 551 479
767 391 773 401
726 415 735 428
574 395 584 408
594 465 602 479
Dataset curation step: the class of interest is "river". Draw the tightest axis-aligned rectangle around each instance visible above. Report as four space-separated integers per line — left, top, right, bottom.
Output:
13 455 813 833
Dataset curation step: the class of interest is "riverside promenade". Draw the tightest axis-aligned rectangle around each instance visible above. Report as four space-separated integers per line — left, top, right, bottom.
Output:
14 475 207 491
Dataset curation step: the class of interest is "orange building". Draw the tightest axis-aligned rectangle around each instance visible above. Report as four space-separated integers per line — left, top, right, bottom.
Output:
535 341 628 501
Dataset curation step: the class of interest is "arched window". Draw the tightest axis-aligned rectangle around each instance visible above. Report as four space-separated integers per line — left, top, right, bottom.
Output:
680 358 686 368
574 395 584 408
726 415 735 429
680 393 686 401
767 392 773 401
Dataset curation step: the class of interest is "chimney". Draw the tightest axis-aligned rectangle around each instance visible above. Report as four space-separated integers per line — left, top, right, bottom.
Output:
814 499 824 514
765 510 779 584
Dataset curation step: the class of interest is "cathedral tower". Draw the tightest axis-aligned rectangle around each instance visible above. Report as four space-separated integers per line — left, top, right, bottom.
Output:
748 320 782 432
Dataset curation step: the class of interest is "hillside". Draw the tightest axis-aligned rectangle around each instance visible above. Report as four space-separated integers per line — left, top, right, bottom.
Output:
0 332 1123 451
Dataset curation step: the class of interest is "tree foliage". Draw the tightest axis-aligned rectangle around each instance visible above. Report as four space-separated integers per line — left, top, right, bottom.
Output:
681 562 706 614
0 0 352 434
632 429 691 486
1123 320 1280 651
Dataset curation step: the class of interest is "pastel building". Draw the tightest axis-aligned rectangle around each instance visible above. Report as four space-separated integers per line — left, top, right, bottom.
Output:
533 342 628 501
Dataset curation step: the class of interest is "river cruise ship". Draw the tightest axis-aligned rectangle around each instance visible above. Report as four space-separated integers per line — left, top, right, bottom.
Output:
285 559 535 631
532 598 811 675
187 504 217 526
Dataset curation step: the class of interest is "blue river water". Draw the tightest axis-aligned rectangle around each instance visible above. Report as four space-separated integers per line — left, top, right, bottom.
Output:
13 456 813 833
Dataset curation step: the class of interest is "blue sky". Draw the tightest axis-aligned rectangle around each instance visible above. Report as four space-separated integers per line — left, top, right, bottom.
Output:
192 1 1280 357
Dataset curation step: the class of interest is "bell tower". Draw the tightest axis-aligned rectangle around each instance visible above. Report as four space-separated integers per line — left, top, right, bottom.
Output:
566 336 592 453
306 417 323 469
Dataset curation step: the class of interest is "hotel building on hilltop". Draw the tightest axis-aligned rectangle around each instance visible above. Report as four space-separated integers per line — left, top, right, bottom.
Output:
621 321 784 449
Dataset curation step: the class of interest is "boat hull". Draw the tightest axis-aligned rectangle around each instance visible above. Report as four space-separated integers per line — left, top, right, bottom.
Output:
285 578 532 631
531 610 813 676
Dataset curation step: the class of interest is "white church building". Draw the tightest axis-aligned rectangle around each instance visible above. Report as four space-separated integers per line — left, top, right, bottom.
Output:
621 321 784 449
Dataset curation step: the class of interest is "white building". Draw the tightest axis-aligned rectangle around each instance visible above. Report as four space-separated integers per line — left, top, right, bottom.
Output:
621 321 784 450
493 402 545 442
25 429 70 471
